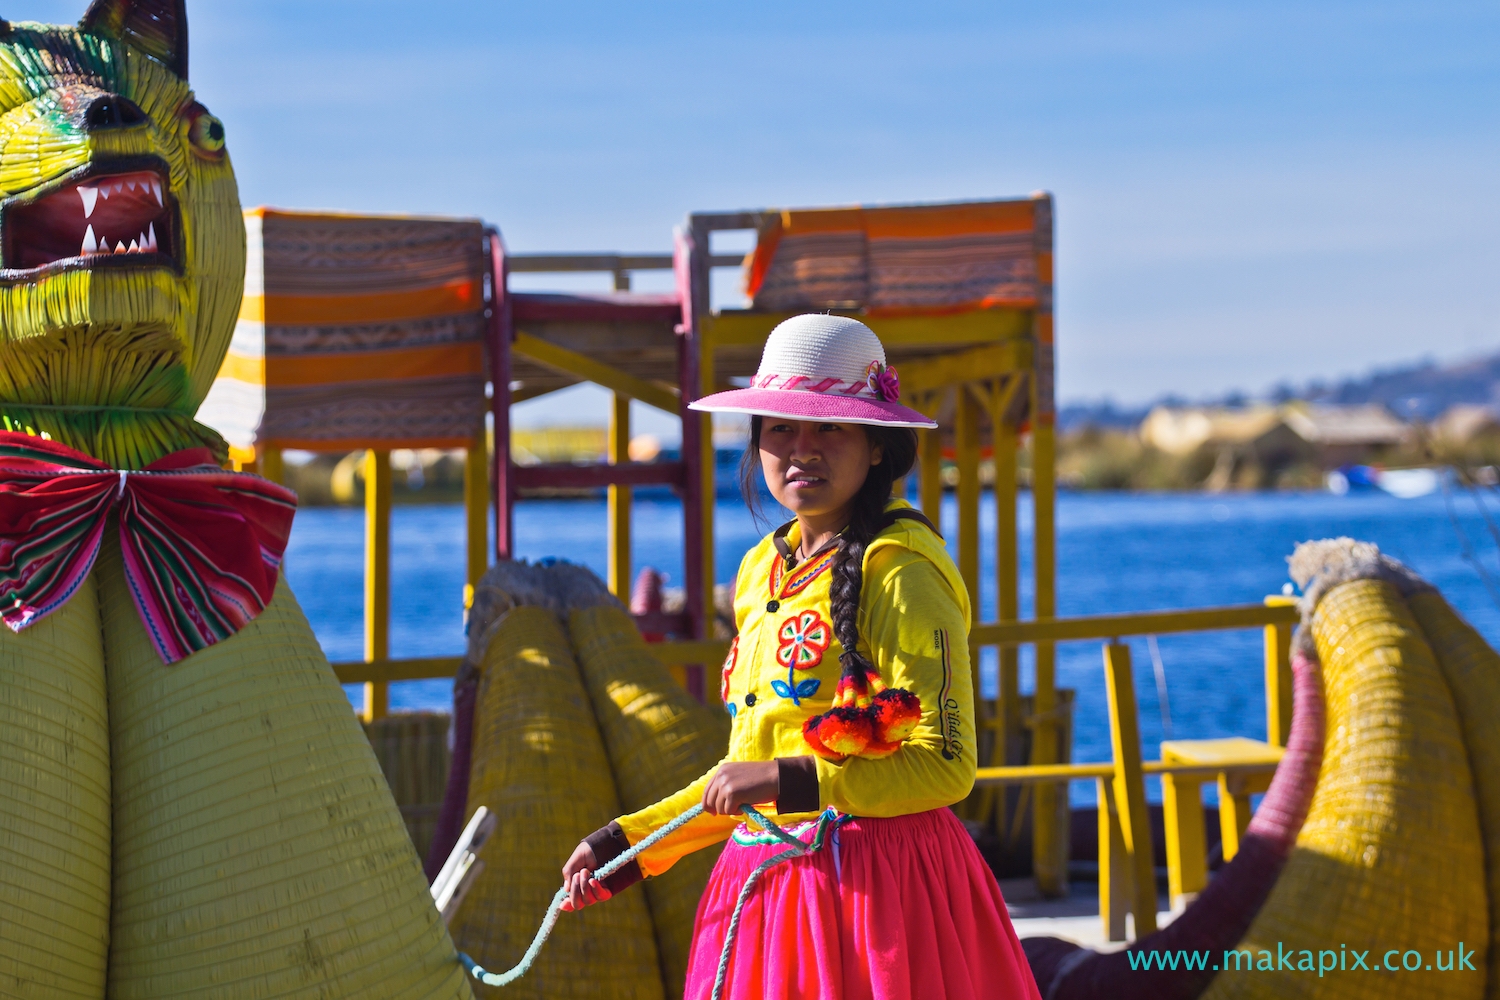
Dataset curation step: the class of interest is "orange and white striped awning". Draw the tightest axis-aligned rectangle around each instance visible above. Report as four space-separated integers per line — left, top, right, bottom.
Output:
197 209 488 455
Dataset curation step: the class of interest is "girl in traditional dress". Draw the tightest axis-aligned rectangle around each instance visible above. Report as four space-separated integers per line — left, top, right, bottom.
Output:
563 315 1042 1000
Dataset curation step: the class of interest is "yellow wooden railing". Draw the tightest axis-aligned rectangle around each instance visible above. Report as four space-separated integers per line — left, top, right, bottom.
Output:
970 596 1299 941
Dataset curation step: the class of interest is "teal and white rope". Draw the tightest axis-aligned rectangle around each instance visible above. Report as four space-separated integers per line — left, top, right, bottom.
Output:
458 803 841 999
709 806 841 1000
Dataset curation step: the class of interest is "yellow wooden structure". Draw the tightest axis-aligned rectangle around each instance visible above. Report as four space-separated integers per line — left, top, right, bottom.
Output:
972 598 1298 939
197 209 494 722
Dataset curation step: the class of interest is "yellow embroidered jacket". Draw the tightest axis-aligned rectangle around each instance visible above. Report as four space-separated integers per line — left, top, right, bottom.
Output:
603 500 976 880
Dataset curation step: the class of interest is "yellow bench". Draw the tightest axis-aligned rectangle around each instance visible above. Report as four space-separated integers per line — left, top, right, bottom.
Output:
1159 737 1285 908
974 623 1291 942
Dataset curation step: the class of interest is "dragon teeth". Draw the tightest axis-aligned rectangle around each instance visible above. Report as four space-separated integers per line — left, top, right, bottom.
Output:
81 224 97 254
151 179 162 205
78 185 98 217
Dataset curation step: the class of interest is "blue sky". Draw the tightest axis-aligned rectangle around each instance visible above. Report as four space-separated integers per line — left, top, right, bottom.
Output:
21 0 1500 429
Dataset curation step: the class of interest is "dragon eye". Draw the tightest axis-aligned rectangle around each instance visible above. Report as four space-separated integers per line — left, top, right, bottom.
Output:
181 101 226 158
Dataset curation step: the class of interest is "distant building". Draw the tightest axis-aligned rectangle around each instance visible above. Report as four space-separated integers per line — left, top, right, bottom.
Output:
1433 404 1500 444
1139 402 1410 482
1279 403 1411 467
1139 405 1285 456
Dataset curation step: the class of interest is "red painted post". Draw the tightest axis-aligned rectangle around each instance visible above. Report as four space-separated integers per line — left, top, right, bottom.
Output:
675 223 708 699
486 228 514 560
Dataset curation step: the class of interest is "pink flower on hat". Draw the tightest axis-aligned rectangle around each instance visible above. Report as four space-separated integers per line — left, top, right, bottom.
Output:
866 361 901 402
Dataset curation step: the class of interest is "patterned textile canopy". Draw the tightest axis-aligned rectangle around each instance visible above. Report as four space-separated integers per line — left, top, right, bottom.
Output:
737 195 1055 424
744 199 1044 316
197 209 489 456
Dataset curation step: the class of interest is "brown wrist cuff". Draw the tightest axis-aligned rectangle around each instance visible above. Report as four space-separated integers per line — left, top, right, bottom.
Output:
583 821 643 894
776 756 820 814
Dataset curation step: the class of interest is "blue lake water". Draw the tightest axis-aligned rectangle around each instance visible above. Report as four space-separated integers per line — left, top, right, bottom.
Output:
285 486 1500 805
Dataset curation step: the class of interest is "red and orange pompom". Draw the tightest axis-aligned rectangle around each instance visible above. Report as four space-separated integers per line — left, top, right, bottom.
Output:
802 669 922 760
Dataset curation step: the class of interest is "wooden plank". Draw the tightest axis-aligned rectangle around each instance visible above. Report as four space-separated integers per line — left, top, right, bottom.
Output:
680 220 713 703
1218 774 1252 861
974 763 1116 784
363 449 391 723
971 760 1279 784
649 639 731 667
916 390 945 526
687 210 772 231
513 331 679 413
608 393 632 599
258 445 283 485
508 252 743 273
703 307 1032 348
992 382 1021 773
1098 777 1130 943
1031 418 1064 897
633 611 691 636
1264 596 1297 747
334 656 463 684
512 291 681 325
487 229 514 560
1103 642 1157 937
972 602 1301 646
513 461 685 490
464 433 488 599
1162 772 1208 908
955 387 981 620
898 341 1033 394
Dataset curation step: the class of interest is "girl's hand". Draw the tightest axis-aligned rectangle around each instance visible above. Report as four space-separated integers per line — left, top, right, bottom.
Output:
702 760 780 816
559 841 611 911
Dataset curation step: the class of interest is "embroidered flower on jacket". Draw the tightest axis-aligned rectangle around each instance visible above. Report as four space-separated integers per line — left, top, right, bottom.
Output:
720 636 739 705
777 610 830 670
773 610 828 705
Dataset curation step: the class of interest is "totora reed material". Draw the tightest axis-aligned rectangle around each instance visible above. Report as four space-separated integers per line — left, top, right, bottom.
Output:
564 588 733 999
449 577 664 999
1199 576 1486 1000
98 535 471 999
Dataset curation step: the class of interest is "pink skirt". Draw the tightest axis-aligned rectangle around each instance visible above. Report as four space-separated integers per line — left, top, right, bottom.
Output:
682 808 1042 1000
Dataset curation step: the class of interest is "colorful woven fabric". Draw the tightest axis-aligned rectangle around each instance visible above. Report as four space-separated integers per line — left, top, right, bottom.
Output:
744 200 1042 316
684 808 1040 1000
197 210 488 454
0 431 295 663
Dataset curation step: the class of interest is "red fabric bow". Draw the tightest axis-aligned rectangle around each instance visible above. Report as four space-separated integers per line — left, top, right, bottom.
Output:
0 432 298 664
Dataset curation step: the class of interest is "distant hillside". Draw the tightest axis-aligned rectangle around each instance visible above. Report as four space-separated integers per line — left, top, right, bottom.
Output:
1061 350 1500 431
1297 354 1500 421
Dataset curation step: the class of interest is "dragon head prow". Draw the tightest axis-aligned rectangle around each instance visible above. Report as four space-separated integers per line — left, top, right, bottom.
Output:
0 0 242 467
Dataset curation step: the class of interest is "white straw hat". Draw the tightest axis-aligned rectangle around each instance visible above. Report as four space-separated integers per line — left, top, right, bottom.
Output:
688 315 936 428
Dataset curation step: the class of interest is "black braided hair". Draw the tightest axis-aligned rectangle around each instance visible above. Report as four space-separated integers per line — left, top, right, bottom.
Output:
740 415 918 682
826 425 917 688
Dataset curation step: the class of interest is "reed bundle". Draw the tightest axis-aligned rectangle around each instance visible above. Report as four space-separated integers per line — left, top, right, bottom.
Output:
0 579 111 998
97 535 470 999
450 562 663 999
1202 569 1486 1000
550 562 732 999
365 711 454 863
1408 590 1500 999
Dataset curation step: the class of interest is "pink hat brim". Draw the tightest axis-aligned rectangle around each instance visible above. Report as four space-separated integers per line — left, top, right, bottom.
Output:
688 387 936 429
